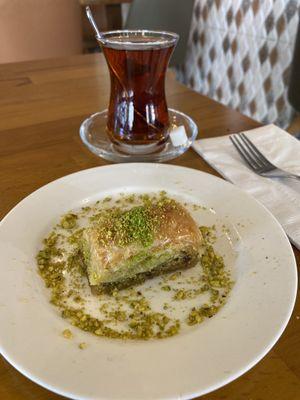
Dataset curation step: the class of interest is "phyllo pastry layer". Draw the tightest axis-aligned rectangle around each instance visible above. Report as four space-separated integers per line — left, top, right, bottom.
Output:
81 197 202 292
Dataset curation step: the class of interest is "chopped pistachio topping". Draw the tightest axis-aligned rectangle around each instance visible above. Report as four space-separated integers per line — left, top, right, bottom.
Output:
36 192 233 341
92 197 179 248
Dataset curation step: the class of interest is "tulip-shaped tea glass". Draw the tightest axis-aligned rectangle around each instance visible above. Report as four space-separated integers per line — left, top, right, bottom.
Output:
80 30 198 161
100 30 178 154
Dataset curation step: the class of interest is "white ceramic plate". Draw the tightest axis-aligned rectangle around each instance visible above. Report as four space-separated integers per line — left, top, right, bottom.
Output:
0 164 297 400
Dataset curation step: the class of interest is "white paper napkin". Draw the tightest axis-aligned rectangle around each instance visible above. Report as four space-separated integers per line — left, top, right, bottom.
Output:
192 124 300 249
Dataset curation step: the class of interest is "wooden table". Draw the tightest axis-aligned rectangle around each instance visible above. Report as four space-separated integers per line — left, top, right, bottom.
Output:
0 54 299 400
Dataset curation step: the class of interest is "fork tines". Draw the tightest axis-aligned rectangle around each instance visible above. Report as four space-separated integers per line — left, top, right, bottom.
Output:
229 133 275 172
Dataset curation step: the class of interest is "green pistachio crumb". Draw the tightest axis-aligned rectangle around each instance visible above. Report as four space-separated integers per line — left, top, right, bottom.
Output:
199 225 216 244
173 289 188 300
60 213 78 230
62 329 73 339
168 272 181 281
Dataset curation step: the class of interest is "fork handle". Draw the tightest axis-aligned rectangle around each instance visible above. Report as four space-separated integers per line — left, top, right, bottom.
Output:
282 175 300 180
262 171 300 180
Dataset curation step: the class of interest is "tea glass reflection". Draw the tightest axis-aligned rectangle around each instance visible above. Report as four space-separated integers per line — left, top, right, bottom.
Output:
97 30 178 154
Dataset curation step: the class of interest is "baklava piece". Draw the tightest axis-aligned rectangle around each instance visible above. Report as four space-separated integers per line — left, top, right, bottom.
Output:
81 197 202 293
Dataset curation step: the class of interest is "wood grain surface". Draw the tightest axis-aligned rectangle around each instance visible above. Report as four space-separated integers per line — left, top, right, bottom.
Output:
0 54 299 400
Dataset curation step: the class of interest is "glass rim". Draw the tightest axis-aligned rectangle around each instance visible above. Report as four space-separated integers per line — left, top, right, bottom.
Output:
96 29 179 49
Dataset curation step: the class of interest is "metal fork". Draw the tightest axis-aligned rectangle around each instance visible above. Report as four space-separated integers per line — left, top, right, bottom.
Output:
230 133 300 180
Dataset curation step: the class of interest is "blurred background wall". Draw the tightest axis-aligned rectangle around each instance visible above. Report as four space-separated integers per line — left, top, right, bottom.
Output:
176 0 300 129
0 0 83 63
